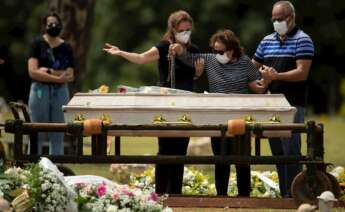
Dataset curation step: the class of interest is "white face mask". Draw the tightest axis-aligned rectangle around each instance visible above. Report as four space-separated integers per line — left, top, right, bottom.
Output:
175 30 192 44
273 20 288 36
215 53 230 64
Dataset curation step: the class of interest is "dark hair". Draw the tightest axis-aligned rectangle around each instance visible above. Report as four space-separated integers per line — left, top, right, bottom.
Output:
162 10 193 44
209 29 244 59
41 12 63 34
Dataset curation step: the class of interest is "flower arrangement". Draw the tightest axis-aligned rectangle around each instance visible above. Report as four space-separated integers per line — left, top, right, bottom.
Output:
88 84 110 94
109 164 130 184
182 167 216 195
330 166 345 201
1 160 170 212
129 166 282 197
130 166 156 192
129 166 216 195
73 182 171 212
0 164 68 212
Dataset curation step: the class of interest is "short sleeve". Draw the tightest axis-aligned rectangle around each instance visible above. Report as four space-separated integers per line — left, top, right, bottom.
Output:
296 36 314 60
155 40 169 60
28 38 41 59
65 43 74 68
253 40 265 63
245 55 261 82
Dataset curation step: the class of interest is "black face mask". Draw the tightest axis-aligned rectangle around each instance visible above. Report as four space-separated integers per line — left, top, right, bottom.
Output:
46 23 62 37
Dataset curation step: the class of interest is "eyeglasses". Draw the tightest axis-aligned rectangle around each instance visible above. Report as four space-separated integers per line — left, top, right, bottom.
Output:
212 49 225 55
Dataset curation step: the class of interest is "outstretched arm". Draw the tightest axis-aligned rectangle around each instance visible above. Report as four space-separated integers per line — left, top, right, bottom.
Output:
103 43 159 64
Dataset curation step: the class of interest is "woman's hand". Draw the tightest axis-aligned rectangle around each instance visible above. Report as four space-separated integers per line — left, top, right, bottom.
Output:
169 43 184 56
57 71 74 83
194 58 205 80
103 43 122 56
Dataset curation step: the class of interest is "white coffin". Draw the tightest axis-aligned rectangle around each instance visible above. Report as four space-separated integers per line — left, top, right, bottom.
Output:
63 93 296 137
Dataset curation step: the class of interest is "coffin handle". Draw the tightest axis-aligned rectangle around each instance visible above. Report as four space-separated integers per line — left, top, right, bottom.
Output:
152 114 192 125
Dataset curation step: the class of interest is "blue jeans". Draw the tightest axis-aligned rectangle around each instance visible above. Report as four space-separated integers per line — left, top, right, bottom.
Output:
269 106 304 197
28 82 69 155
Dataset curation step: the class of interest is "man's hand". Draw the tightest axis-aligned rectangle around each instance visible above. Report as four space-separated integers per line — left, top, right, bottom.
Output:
103 43 122 56
260 65 278 81
0 59 4 65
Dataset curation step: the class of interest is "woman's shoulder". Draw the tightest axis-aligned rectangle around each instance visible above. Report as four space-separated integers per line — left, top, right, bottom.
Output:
156 40 170 47
187 43 199 53
31 36 45 45
238 54 251 63
60 41 73 49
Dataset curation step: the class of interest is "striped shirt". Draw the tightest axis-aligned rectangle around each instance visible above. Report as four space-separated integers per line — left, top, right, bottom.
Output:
179 53 260 94
253 27 314 106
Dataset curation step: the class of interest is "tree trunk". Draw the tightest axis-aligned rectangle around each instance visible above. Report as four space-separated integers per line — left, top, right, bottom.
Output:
48 0 95 95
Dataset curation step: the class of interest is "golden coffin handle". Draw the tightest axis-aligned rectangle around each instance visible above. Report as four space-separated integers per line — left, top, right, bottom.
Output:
152 114 192 125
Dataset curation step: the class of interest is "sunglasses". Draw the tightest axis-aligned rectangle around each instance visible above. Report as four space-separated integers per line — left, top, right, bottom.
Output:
213 49 225 55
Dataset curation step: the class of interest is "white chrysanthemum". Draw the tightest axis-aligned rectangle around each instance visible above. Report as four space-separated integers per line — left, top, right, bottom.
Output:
106 205 118 212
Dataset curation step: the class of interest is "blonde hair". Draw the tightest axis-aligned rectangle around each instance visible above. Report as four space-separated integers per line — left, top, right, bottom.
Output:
162 10 193 44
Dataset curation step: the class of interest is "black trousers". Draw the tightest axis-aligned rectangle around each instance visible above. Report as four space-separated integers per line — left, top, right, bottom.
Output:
211 136 251 196
155 137 189 194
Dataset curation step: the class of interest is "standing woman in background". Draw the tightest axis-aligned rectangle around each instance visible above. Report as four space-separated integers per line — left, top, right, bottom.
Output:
103 10 204 194
28 13 74 155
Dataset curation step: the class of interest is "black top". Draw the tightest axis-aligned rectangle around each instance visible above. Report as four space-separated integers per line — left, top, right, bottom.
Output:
155 40 199 91
29 36 74 71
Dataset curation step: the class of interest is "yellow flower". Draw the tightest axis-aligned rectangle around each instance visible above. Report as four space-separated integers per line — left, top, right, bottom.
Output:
99 85 109 93
101 114 112 124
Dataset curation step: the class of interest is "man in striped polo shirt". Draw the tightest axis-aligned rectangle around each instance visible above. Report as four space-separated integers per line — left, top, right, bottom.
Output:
252 1 314 198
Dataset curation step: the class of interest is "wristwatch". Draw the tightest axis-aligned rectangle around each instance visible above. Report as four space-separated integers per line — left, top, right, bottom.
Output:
47 68 52 74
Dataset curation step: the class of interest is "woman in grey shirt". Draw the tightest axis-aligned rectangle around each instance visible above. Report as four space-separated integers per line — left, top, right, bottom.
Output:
170 29 270 196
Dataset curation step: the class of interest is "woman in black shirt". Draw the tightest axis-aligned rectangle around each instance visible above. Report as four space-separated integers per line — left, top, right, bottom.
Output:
103 10 203 194
28 13 74 155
